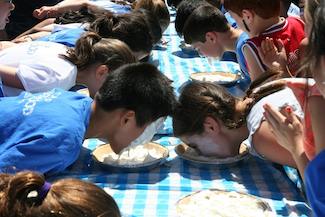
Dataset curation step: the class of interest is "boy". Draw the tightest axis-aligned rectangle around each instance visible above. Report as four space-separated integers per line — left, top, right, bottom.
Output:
182 5 251 92
224 0 305 80
0 63 176 174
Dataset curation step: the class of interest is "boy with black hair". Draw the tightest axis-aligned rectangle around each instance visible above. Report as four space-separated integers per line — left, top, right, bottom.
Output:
224 0 305 80
0 62 176 174
182 5 250 91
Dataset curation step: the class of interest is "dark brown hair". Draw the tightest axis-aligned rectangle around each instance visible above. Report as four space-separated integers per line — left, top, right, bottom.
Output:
183 5 230 44
173 71 284 136
89 12 153 53
133 0 170 33
223 0 280 19
0 171 121 217
62 32 136 70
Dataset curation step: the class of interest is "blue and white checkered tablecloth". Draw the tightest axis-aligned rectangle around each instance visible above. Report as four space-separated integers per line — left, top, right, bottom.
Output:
52 137 310 217
50 12 311 217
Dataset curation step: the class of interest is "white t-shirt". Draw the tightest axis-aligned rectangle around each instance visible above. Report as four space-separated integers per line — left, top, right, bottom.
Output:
243 88 304 158
0 41 77 96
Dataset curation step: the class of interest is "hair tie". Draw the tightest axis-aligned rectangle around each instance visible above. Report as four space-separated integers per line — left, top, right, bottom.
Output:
37 182 52 201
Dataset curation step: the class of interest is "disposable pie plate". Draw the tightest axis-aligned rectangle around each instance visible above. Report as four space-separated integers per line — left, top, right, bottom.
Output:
179 41 199 55
190 71 241 86
92 142 169 172
175 143 249 168
176 189 274 217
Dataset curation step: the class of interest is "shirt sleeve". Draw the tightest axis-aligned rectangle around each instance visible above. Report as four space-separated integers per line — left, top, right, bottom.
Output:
16 59 77 93
305 150 325 217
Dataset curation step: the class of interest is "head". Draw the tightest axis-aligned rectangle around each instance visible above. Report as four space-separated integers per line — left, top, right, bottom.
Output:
54 6 102 25
133 0 170 33
89 12 153 60
224 0 280 35
95 63 176 153
175 0 211 36
173 72 284 157
304 2 325 96
182 5 230 58
62 32 136 97
132 9 162 45
0 0 14 30
0 171 121 217
173 82 245 157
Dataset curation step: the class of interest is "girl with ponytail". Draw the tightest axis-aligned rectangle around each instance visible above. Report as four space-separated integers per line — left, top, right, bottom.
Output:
0 32 136 97
0 171 121 217
172 72 303 167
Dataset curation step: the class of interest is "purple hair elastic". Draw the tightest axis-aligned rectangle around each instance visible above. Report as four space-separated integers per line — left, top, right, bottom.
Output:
37 181 52 200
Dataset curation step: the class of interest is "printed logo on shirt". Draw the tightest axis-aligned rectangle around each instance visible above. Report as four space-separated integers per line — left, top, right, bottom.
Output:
27 43 53 55
19 89 62 116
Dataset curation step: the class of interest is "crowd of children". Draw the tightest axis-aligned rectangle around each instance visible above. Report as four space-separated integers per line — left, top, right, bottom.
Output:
0 0 325 216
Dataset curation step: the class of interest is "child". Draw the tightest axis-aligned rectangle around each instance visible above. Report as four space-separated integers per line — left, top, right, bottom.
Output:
0 171 121 217
263 3 325 216
224 0 305 80
172 72 302 167
0 62 176 174
0 32 136 97
182 5 251 92
0 0 15 40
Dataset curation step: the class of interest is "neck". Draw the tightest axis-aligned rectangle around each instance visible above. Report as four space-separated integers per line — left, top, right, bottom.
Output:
85 101 114 139
252 16 282 37
221 28 243 51
223 125 249 156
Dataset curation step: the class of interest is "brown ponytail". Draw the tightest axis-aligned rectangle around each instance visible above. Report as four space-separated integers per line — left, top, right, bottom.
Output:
62 32 136 70
173 71 285 136
0 171 121 217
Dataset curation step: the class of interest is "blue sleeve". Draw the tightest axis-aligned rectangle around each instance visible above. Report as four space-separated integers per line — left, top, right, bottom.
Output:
305 150 325 217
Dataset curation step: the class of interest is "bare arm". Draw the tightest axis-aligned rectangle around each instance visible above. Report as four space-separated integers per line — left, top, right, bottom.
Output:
309 96 325 155
252 120 297 167
242 44 266 81
0 65 24 89
14 18 56 40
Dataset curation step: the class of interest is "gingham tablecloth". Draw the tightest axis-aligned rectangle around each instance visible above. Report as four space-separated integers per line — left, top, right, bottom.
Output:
51 12 311 217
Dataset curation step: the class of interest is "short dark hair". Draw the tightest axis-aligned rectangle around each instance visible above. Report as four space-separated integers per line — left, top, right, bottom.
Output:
183 5 230 44
224 0 280 19
175 0 211 36
96 63 176 126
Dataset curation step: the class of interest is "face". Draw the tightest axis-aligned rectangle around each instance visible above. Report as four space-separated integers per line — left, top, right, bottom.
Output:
106 110 149 154
180 132 237 158
191 37 224 58
0 0 14 30
229 10 256 36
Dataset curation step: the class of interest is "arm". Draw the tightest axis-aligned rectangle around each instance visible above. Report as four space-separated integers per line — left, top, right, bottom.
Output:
14 18 56 40
33 0 93 19
242 44 266 81
252 120 297 168
0 65 24 89
263 103 309 179
309 96 325 155
12 31 52 43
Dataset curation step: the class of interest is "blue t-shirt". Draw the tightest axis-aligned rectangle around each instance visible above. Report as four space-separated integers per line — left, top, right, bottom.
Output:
236 32 251 91
305 150 325 217
37 28 86 47
0 89 92 174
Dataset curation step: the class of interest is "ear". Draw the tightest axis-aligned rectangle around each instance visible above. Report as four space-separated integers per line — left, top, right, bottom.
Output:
242 9 254 24
203 116 220 134
120 110 136 126
95 65 109 81
205 32 217 44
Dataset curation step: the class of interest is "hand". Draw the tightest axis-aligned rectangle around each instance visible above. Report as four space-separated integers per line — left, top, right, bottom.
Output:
11 35 33 43
258 37 288 73
33 6 59 19
263 103 304 155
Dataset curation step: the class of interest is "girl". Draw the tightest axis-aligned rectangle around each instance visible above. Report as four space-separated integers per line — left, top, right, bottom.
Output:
0 171 121 217
0 32 136 97
172 72 303 167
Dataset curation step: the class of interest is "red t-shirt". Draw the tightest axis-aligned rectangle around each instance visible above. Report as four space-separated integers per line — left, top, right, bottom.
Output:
244 17 305 76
